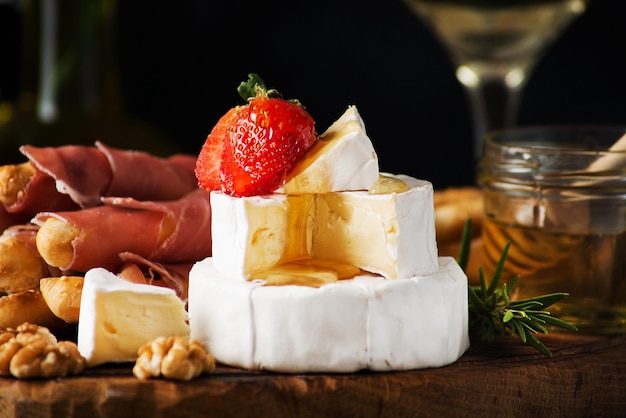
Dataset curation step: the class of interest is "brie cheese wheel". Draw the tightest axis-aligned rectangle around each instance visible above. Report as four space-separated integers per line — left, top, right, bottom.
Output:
211 174 438 279
188 256 469 373
279 105 379 193
77 268 190 367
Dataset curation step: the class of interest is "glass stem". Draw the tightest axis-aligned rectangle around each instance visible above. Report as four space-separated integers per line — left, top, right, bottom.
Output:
462 75 525 161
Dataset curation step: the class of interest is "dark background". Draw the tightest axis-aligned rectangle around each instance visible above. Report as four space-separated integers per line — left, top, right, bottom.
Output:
1 0 625 189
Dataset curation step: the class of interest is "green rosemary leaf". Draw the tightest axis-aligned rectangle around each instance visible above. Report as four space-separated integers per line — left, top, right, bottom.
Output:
468 286 487 311
490 292 498 311
512 320 527 342
509 309 529 320
485 241 510 296
509 295 567 310
503 310 514 322
525 333 552 358
507 275 521 293
507 300 546 310
502 283 511 306
478 266 487 295
520 309 553 316
535 314 579 331
520 316 548 334
523 293 570 309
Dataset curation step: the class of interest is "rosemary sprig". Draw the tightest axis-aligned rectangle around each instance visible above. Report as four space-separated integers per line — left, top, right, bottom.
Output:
457 219 578 357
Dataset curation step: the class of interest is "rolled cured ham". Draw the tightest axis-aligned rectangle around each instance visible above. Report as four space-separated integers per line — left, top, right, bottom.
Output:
0 144 206 331
116 252 192 301
32 190 212 273
0 205 29 233
0 162 78 232
16 141 199 209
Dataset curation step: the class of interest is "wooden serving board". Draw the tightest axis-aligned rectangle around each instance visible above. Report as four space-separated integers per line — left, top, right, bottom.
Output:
0 332 625 418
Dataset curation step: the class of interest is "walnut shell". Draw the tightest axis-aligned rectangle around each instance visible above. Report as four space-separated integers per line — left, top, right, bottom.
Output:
0 322 85 379
133 336 215 381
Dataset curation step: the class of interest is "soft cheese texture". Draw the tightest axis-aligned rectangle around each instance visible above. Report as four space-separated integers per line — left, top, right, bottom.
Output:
279 105 379 193
312 174 438 278
211 193 315 276
77 268 190 367
211 174 438 279
189 256 469 373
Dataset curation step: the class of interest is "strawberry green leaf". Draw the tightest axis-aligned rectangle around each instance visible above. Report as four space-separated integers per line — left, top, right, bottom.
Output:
237 73 267 102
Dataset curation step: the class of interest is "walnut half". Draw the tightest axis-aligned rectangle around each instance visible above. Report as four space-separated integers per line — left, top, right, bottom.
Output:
0 322 86 379
133 336 216 381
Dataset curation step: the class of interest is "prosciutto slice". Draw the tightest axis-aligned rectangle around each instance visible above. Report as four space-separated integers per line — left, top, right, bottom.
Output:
19 141 199 208
2 224 41 254
20 144 112 208
116 252 192 302
2 165 79 217
32 189 212 273
101 189 212 263
0 205 29 233
96 142 198 203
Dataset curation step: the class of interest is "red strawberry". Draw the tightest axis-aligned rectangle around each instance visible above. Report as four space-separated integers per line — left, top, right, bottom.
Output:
195 74 317 197
195 107 236 192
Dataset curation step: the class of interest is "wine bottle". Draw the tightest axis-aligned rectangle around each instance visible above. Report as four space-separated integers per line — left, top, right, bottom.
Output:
0 0 180 165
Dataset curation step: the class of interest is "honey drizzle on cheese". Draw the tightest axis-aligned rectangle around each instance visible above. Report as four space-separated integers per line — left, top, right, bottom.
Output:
248 193 363 288
368 175 409 195
252 258 363 288
247 176 409 288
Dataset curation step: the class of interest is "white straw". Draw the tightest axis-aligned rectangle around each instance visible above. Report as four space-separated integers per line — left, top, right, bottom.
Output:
587 133 626 172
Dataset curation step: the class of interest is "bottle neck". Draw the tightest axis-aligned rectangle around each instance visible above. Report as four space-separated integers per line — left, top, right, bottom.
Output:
0 0 179 164
18 0 122 123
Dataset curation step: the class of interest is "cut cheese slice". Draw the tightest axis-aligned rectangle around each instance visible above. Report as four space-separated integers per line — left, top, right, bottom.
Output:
77 268 190 367
188 256 469 373
210 193 315 276
211 174 438 280
312 174 438 279
279 105 379 193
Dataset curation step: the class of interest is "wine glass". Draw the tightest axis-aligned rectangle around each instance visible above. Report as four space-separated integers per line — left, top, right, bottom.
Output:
403 0 589 160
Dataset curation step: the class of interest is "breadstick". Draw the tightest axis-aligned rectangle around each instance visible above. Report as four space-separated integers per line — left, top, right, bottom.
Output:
39 276 84 323
0 232 50 294
35 207 166 272
35 218 82 271
0 162 36 206
33 189 211 272
0 160 78 225
0 290 64 329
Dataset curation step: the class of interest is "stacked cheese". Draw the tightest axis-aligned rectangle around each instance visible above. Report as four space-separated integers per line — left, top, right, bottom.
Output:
189 106 470 373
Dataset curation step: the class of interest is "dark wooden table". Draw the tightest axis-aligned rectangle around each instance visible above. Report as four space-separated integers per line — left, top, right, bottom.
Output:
0 332 624 418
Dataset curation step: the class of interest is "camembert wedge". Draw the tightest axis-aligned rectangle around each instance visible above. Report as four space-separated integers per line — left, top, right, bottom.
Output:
77 268 190 367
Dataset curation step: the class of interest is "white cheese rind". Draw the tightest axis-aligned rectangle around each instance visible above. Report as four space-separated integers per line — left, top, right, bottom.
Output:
279 105 379 193
210 174 438 280
77 268 190 367
188 256 469 373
